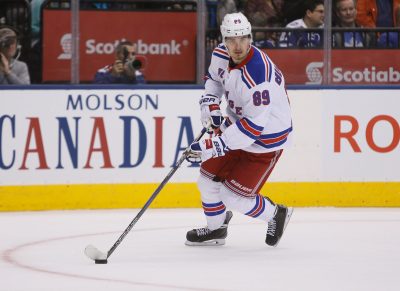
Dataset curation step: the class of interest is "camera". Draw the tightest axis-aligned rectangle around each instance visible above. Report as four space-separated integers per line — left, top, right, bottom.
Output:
126 59 142 70
123 47 142 70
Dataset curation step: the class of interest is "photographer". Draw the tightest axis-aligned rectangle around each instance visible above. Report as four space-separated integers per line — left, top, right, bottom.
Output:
93 41 145 84
0 27 30 85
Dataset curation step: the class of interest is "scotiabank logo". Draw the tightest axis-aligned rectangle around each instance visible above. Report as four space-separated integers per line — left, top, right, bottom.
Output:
333 66 400 83
57 35 188 59
58 33 72 60
86 39 187 55
305 63 400 84
306 62 323 85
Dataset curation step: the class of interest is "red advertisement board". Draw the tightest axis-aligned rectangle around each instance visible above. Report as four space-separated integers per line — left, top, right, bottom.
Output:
266 49 400 85
42 10 197 83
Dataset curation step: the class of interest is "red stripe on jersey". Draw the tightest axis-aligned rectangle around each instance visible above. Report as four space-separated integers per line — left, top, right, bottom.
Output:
260 52 270 83
240 119 262 136
243 66 256 87
214 48 229 57
259 132 289 144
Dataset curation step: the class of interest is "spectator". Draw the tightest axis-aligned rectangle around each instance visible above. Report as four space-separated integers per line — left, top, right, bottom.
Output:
244 1 284 48
93 41 145 84
92 2 110 9
282 0 305 24
333 0 371 48
356 0 400 28
377 7 400 47
0 27 30 85
280 0 325 47
207 0 219 28
234 0 247 12
253 16 284 48
31 0 46 47
244 0 284 28
217 0 237 26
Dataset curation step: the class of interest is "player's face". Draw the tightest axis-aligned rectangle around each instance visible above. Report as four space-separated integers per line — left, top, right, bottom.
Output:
225 35 251 64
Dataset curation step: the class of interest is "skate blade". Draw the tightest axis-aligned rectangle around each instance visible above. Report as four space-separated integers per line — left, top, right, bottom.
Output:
273 207 294 248
185 239 226 246
284 207 293 230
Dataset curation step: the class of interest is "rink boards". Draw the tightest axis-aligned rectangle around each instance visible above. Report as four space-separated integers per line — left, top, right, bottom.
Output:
0 87 399 210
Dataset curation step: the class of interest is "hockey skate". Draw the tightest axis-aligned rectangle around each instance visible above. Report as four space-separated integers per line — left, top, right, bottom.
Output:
185 211 233 246
265 204 293 247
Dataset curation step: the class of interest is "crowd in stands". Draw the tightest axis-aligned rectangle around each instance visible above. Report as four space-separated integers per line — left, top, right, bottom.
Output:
0 0 399 84
207 0 400 49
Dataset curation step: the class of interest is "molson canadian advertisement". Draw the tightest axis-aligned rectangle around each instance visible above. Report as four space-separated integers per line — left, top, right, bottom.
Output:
1 88 399 210
42 10 197 82
0 89 203 185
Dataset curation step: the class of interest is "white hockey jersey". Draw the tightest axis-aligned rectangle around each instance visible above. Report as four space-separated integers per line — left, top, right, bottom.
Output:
204 44 293 153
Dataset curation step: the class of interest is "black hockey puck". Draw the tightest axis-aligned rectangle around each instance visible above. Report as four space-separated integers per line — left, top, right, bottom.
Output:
95 259 108 264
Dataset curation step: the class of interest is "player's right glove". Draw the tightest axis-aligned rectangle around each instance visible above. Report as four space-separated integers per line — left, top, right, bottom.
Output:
199 94 224 131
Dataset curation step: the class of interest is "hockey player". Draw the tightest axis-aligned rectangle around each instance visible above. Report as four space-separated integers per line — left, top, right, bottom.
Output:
186 12 293 247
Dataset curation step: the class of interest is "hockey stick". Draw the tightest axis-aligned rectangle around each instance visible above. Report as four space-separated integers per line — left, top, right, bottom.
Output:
84 123 210 264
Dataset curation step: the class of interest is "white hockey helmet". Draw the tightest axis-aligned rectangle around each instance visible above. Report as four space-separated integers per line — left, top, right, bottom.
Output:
220 12 252 40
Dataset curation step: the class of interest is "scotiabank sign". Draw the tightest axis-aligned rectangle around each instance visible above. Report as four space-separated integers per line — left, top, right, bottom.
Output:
266 50 400 85
42 10 196 83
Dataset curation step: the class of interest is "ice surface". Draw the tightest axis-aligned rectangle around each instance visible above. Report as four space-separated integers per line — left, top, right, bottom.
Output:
1 208 400 291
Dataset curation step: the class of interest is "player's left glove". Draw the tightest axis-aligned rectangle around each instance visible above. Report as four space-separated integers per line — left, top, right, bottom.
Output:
186 136 229 163
199 95 224 132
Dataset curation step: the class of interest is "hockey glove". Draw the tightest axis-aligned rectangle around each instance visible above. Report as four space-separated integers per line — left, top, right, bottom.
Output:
199 95 224 131
186 136 229 163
